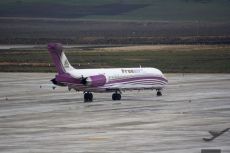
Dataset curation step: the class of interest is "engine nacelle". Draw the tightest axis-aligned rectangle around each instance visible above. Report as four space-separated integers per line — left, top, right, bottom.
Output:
83 74 107 87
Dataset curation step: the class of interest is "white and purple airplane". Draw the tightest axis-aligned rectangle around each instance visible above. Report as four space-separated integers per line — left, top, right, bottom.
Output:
48 43 168 102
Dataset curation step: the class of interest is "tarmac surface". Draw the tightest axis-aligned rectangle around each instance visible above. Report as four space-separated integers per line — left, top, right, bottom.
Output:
0 73 229 153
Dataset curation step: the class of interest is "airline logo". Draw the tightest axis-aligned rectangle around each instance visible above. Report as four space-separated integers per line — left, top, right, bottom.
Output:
121 69 143 74
64 60 70 68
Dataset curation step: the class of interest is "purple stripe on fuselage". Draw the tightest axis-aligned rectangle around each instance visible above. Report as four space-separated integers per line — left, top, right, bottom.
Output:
104 81 166 87
114 79 168 84
113 81 166 85
108 76 168 84
105 80 167 86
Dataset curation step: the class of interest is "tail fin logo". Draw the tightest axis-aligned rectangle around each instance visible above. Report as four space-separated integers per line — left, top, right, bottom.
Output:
64 59 70 68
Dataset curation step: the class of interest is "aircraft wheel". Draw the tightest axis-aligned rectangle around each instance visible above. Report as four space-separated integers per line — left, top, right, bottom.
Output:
84 92 93 102
88 93 93 102
112 93 121 101
112 93 116 101
156 91 162 96
117 94 121 100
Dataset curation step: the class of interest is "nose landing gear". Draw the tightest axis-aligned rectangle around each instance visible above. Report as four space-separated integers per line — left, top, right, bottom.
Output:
156 90 162 96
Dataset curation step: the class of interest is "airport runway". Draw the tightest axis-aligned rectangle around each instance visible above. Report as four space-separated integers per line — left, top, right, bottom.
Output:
0 73 229 153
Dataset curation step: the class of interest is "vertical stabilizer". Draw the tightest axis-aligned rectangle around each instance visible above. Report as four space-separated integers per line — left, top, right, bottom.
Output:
47 43 74 74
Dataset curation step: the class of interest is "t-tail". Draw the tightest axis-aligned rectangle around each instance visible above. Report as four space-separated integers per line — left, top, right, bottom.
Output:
47 43 74 74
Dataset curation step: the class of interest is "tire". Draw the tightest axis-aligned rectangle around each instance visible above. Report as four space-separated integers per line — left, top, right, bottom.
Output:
157 91 162 96
117 94 121 100
89 93 93 102
112 93 117 101
84 92 93 102
112 93 121 101
84 93 89 102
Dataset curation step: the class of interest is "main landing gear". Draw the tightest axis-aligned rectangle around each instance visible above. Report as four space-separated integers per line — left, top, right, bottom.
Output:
84 91 122 102
84 92 93 102
112 91 121 101
156 90 162 96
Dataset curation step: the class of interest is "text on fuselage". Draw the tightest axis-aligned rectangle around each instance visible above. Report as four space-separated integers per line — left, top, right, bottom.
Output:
121 69 143 74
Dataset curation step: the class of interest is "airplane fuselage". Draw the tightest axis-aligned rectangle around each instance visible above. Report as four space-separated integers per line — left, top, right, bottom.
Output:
55 67 167 93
